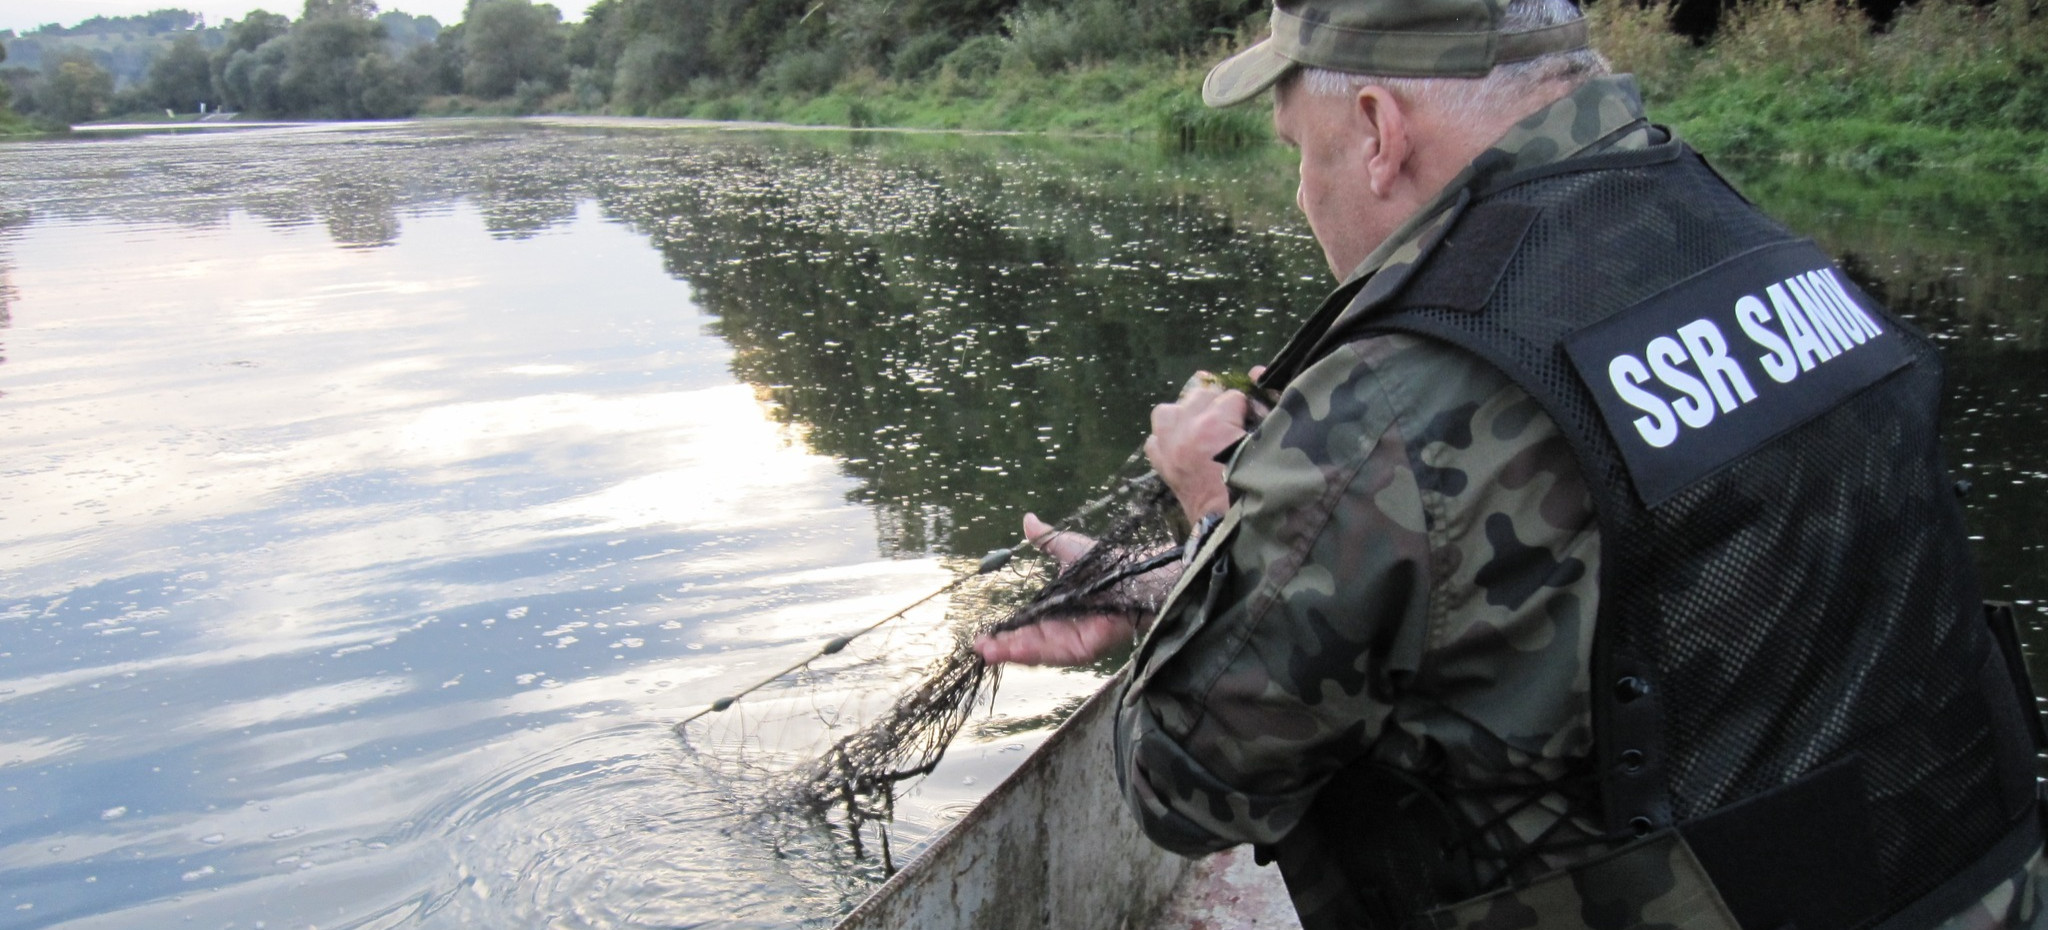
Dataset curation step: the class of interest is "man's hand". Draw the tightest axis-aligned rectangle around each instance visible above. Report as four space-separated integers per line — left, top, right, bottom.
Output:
1147 371 1255 525
973 513 1138 666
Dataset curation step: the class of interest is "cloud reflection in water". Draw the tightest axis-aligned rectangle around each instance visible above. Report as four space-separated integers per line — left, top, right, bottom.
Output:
0 189 1042 929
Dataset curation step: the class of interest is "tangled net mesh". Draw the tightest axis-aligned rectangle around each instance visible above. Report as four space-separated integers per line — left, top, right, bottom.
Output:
673 458 1185 880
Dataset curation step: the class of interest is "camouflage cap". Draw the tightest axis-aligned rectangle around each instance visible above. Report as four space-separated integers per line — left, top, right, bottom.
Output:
1203 0 1591 107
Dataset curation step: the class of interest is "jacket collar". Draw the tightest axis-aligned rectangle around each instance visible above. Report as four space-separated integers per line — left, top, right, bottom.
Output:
1260 75 1652 390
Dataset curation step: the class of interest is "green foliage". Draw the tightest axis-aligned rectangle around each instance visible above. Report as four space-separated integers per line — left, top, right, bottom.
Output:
460 0 566 98
939 35 1005 81
1633 0 2048 171
762 43 847 95
278 15 383 116
301 0 379 22
0 104 39 136
28 8 201 38
41 50 114 123
889 32 955 80
144 32 213 110
375 10 440 50
355 49 418 115
1157 94 1268 150
1002 6 1083 72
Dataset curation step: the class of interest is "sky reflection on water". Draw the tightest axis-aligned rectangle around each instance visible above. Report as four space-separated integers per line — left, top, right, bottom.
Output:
0 170 1080 928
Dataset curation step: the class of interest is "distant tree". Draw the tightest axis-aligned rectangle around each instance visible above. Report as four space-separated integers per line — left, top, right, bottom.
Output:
210 9 291 103
302 0 379 22
42 49 115 123
375 10 440 51
218 38 290 112
137 9 203 34
1 67 35 116
278 15 384 115
460 0 566 98
145 32 214 110
411 24 460 93
602 0 718 108
397 37 455 95
355 49 417 115
221 10 293 52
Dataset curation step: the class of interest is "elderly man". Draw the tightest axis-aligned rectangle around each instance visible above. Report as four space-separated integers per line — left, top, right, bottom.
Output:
977 1 2047 927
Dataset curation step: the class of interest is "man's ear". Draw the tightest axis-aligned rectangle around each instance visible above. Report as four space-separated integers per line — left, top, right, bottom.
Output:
1354 85 1409 199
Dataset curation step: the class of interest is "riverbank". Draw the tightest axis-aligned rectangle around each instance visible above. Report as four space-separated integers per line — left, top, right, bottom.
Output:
550 0 2048 173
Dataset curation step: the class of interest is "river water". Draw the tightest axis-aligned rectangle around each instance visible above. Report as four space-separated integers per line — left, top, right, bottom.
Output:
0 121 2042 929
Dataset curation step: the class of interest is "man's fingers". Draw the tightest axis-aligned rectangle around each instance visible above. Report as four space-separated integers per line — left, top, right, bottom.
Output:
1022 512 1095 567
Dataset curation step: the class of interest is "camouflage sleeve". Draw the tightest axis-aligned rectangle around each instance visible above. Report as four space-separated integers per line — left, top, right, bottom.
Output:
1114 334 1434 855
1114 333 1601 858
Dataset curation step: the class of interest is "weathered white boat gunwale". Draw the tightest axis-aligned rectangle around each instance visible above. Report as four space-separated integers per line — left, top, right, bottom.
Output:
833 671 1301 930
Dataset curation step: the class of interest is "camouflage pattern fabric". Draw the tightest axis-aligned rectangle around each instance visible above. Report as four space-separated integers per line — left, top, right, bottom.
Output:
1424 833 1738 930
1116 74 2048 929
1203 0 1592 106
1932 848 2048 930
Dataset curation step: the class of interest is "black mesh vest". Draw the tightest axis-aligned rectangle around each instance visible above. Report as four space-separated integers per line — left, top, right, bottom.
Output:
1316 142 2042 928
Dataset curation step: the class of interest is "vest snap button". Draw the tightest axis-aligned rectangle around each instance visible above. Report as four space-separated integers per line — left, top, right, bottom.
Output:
1615 676 1650 702
1629 816 1653 836
1620 749 1646 772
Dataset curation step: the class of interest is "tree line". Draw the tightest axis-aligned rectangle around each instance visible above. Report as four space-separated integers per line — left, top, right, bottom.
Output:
0 0 2008 128
0 0 1276 124
0 0 565 123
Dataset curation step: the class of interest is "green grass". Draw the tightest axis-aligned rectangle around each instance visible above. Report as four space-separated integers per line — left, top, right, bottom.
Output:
0 107 50 136
1593 0 2048 172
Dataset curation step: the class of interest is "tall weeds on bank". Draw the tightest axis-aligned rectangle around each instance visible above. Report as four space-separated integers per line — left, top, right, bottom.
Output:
1593 0 2048 170
640 0 2048 169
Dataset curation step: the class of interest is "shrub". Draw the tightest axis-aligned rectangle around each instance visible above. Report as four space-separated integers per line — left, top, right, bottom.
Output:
890 31 955 80
1588 0 1693 102
763 44 846 95
512 77 552 113
568 65 607 109
1004 6 1080 72
939 34 1005 81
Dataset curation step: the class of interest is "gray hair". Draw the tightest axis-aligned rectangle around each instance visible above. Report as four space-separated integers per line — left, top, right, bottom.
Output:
1298 0 1610 122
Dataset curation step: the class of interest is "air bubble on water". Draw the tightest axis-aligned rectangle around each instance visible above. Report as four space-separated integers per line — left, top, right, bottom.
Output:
181 866 215 882
200 833 225 845
100 807 127 821
316 752 347 764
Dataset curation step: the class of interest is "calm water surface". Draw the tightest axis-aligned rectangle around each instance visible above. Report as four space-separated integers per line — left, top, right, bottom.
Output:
0 122 2042 929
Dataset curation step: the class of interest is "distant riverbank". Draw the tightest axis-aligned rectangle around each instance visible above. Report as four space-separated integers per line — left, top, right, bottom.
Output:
447 0 2043 173
21 0 2046 173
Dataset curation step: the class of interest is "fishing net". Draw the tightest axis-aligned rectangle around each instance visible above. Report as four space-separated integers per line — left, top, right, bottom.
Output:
672 455 1187 879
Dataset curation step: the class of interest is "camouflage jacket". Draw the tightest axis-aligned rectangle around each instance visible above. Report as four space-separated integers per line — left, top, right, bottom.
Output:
1115 76 2048 929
